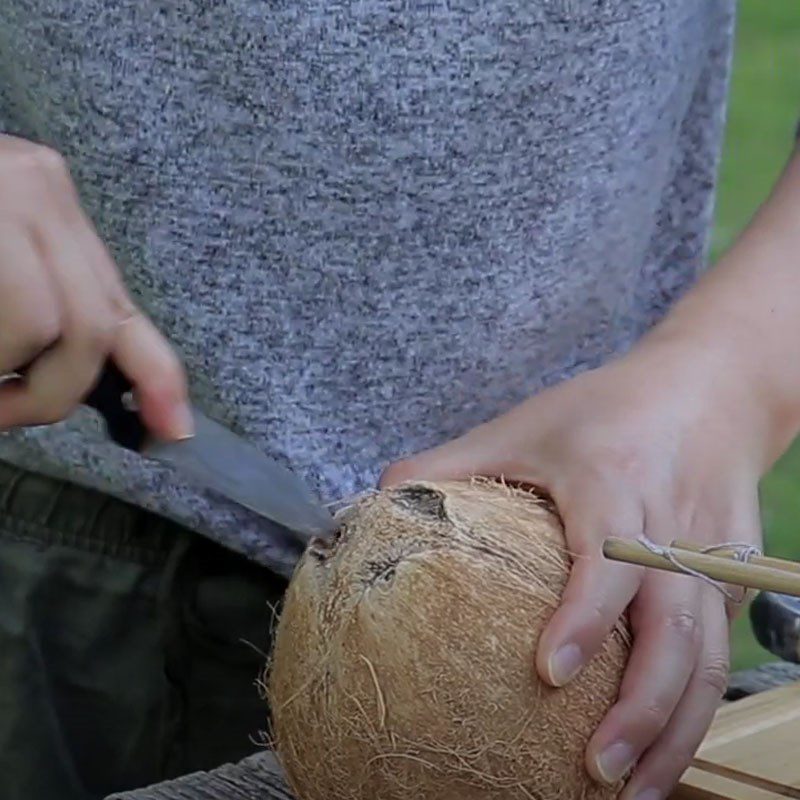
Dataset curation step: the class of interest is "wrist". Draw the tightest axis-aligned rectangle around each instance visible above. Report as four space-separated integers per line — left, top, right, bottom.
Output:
641 289 800 471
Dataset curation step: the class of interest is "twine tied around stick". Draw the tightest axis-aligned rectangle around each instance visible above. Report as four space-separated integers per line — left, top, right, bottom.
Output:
636 537 763 604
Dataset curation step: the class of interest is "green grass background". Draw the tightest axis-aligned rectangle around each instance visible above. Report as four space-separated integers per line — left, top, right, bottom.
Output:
713 0 800 670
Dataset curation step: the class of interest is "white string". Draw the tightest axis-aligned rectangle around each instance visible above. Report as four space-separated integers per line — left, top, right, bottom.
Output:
636 536 763 604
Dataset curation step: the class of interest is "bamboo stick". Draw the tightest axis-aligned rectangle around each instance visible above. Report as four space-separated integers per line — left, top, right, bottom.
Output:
670 539 800 576
603 538 800 598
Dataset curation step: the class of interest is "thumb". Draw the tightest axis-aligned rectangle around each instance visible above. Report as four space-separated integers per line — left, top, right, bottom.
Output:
379 435 479 488
379 412 535 488
113 312 193 442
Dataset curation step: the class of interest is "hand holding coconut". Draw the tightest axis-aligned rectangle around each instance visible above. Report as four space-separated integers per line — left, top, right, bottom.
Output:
270 151 800 800
270 336 759 800
381 150 800 800
381 336 756 799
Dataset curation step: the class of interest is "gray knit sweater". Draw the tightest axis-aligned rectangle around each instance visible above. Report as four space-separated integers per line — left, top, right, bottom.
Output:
0 1 735 576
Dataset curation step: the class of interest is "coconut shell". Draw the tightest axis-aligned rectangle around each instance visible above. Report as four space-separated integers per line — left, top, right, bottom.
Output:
269 479 630 800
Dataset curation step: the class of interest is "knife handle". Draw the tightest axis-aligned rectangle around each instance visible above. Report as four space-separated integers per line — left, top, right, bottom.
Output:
84 361 148 452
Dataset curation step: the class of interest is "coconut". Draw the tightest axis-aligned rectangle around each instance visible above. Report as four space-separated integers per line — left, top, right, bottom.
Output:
268 479 630 800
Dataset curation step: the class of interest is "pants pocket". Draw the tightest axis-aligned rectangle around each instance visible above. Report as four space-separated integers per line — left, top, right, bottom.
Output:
156 535 286 776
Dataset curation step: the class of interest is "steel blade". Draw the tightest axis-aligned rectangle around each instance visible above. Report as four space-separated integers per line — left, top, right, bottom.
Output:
144 410 336 543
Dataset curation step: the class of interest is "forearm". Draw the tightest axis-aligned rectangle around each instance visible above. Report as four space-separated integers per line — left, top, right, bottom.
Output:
649 144 800 464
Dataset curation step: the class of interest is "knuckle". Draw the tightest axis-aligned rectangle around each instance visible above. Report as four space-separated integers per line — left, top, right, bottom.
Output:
108 286 137 319
607 447 644 478
79 312 118 355
26 315 61 353
664 609 700 644
578 438 644 480
699 654 730 696
566 597 626 656
150 346 185 391
27 144 69 177
30 314 61 348
624 701 674 746
640 700 672 733
575 456 615 488
584 596 613 628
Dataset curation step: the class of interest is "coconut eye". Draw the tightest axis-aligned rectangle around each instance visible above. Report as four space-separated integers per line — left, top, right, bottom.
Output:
365 559 398 587
392 485 447 520
378 566 395 584
308 524 344 560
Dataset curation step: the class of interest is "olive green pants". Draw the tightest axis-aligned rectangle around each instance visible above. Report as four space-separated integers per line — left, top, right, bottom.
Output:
0 461 286 800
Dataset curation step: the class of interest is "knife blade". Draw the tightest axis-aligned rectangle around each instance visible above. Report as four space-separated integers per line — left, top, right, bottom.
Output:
83 361 337 545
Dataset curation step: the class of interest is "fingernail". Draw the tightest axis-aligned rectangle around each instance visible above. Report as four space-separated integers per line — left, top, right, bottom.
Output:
633 789 661 800
596 741 635 784
547 643 583 686
169 404 195 440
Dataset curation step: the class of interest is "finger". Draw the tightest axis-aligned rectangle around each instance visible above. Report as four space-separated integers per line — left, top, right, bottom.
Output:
30 151 191 442
73 227 191 442
380 428 497 486
536 488 644 688
112 313 192 441
78 226 137 319
64 203 137 322
22 147 189 440
673 489 762 620
6 139 134 320
0 222 116 427
721 492 763 622
380 404 544 487
0 140 73 219
0 224 61 374
586 572 702 786
620 588 729 800
28 145 138 320
21 142 86 229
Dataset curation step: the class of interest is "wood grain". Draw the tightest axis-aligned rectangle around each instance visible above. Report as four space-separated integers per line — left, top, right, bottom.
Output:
677 767 784 800
672 682 800 800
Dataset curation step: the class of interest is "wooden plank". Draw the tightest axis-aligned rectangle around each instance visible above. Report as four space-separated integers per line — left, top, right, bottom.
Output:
675 767 783 800
700 683 800 750
673 682 800 800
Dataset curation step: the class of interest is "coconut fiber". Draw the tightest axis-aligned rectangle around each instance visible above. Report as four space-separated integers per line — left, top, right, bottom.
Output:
269 480 631 800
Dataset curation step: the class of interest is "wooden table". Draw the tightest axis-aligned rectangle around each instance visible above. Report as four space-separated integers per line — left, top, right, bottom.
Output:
107 662 800 800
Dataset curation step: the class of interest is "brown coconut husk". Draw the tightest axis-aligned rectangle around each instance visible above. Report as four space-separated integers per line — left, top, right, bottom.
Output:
268 479 630 800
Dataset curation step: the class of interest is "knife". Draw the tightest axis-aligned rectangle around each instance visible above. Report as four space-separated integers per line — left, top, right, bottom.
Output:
83 361 337 546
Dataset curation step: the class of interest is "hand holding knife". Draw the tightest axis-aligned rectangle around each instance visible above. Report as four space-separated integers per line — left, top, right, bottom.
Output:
84 361 338 548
